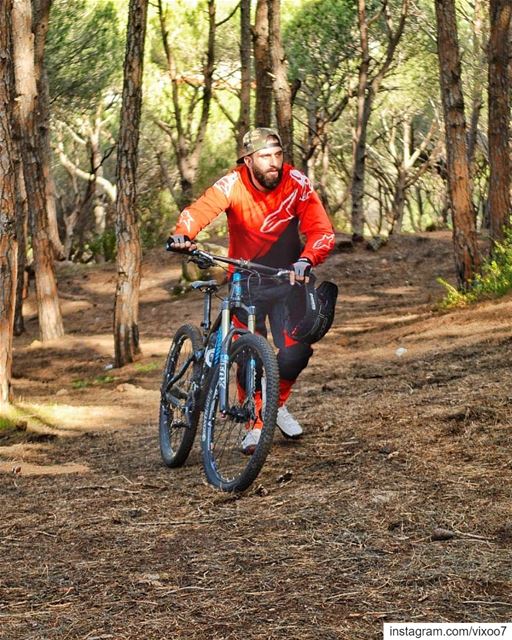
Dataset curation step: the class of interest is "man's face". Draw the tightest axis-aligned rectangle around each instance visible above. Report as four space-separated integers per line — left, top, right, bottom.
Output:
245 141 284 190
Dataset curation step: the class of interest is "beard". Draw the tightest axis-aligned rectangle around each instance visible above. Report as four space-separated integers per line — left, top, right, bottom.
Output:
252 164 283 190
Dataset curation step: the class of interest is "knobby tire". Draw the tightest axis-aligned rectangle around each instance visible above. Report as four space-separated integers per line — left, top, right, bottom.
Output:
201 333 279 492
159 323 203 468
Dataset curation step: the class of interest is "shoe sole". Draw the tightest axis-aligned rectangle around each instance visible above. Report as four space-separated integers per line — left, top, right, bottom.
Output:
277 426 303 440
242 445 257 455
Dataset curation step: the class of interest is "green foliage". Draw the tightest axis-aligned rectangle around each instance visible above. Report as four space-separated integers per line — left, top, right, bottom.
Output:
46 0 124 114
0 416 15 430
148 0 211 83
42 0 493 256
0 403 99 431
72 375 117 389
284 0 356 86
134 362 160 373
139 204 171 249
438 232 512 309
196 122 235 188
87 230 117 261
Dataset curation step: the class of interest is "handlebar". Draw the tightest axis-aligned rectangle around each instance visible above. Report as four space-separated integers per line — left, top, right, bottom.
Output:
166 244 292 280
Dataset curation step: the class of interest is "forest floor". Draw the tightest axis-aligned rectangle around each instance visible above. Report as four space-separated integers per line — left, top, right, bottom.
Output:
1 231 512 640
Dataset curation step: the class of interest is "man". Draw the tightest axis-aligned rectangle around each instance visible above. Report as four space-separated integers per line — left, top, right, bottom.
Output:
168 127 335 453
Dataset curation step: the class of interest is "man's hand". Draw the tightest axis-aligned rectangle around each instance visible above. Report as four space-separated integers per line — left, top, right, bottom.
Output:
166 234 197 252
290 258 312 285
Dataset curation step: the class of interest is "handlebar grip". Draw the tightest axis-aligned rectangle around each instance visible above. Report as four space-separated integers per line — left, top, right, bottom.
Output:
165 238 194 254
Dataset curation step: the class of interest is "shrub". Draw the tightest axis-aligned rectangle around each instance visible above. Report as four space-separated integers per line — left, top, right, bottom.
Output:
438 230 512 309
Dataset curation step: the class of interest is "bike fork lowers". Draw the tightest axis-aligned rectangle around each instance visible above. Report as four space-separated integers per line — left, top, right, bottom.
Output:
218 272 257 415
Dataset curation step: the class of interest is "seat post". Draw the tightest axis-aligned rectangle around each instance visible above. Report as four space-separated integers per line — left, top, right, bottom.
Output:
201 291 213 335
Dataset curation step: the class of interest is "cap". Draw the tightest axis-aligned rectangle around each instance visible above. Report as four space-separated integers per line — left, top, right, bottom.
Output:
236 127 283 164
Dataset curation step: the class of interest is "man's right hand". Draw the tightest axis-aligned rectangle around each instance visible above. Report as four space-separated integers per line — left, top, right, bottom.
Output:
166 235 197 251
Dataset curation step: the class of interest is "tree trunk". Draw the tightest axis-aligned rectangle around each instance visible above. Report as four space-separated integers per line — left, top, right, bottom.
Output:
318 141 331 211
237 0 251 155
13 163 27 336
12 0 64 341
0 0 18 405
385 117 439 235
390 168 407 235
435 0 480 287
157 0 215 208
488 0 511 245
113 0 148 367
350 0 371 241
268 0 293 163
467 0 486 172
33 0 64 258
253 0 273 127
350 0 409 242
39 65 65 259
90 110 108 240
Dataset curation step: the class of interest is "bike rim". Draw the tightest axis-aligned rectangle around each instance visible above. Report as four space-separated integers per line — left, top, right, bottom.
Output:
203 344 268 486
162 334 196 454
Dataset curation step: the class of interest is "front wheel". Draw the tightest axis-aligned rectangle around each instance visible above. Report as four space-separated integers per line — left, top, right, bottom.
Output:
159 324 203 468
201 333 279 492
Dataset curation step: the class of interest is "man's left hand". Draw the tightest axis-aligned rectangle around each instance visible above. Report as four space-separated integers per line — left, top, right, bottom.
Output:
290 258 312 284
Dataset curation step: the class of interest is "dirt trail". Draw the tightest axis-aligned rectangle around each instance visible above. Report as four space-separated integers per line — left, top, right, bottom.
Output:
1 232 512 639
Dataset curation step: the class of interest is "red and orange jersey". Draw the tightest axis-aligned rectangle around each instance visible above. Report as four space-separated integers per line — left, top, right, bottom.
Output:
173 163 335 268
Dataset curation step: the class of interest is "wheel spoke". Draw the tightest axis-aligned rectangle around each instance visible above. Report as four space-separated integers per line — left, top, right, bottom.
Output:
202 334 279 491
159 325 202 468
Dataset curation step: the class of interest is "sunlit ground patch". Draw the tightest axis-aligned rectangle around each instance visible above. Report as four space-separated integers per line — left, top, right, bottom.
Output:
0 401 127 435
0 459 89 476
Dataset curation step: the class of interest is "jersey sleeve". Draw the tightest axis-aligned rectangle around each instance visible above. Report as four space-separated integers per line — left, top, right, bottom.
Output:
173 176 233 239
292 172 335 266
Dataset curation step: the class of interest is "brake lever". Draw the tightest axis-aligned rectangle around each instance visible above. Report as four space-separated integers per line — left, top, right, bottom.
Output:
189 250 215 270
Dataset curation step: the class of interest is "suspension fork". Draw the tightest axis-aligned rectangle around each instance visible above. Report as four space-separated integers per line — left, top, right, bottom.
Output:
218 272 257 413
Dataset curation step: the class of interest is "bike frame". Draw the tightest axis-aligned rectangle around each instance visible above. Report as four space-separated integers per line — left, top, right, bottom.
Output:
195 271 257 417
166 247 289 422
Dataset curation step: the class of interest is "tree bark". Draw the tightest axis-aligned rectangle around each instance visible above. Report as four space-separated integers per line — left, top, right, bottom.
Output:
467 0 486 172
33 0 64 258
237 0 251 156
39 66 65 259
12 0 64 341
383 117 439 235
89 108 108 243
435 0 480 287
0 0 18 405
350 0 371 241
13 163 27 335
157 0 215 208
253 0 273 127
488 0 511 245
350 0 409 241
113 0 148 367
268 0 293 163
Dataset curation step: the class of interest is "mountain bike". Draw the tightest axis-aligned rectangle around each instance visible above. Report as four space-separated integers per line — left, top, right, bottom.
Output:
159 247 290 492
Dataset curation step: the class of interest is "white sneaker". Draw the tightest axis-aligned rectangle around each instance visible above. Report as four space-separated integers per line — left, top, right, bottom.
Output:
241 428 261 455
277 406 303 439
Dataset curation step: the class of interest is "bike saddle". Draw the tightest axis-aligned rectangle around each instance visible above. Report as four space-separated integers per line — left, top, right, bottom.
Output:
191 280 219 292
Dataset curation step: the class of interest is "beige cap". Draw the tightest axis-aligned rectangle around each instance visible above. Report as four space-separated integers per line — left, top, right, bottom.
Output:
237 127 283 164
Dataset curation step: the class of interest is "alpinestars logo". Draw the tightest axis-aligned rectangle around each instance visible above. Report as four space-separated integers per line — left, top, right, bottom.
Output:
178 209 194 234
260 190 297 233
290 169 313 201
214 172 239 198
312 233 335 250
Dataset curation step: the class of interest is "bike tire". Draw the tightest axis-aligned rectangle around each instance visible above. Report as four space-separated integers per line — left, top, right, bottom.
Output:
201 333 279 492
159 323 203 468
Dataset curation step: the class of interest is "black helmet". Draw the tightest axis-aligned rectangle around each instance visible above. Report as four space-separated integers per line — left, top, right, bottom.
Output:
286 275 338 344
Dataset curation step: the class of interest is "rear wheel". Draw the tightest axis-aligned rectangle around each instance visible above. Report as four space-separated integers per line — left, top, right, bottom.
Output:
201 333 279 492
159 324 203 468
